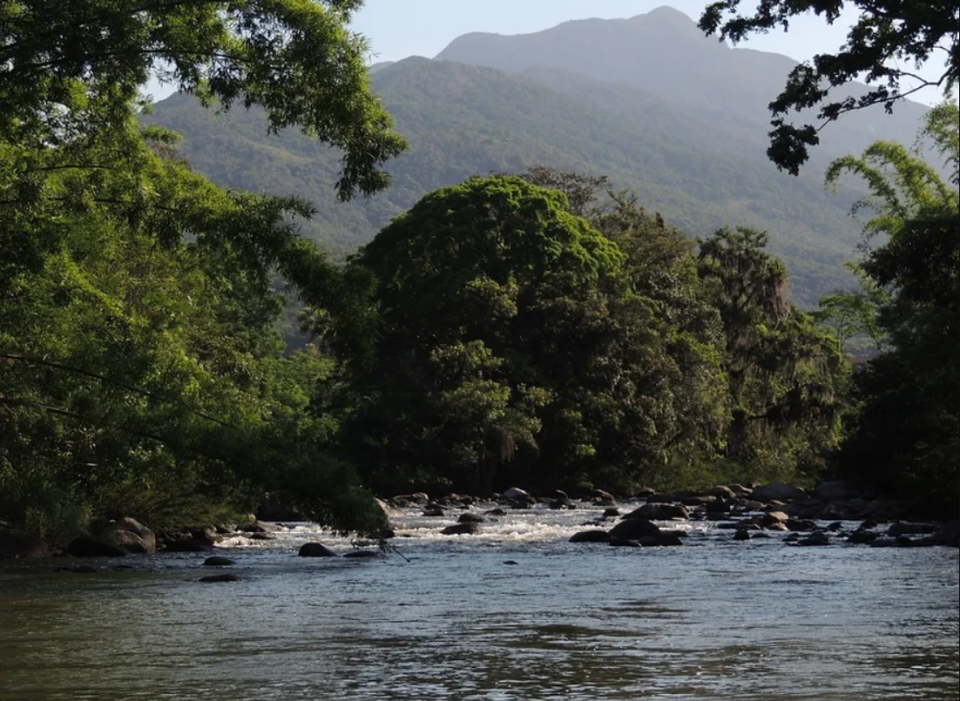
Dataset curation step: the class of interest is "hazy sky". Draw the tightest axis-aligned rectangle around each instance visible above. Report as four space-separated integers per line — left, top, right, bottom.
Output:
145 2 946 105
351 0 854 64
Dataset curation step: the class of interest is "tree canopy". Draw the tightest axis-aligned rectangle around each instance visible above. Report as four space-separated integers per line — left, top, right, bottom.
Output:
331 172 843 496
0 0 406 199
1 0 404 538
699 1 959 174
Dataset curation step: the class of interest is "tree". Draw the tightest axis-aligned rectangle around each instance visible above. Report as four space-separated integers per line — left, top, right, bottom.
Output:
0 127 388 538
0 0 404 537
699 1 959 174
699 227 847 480
336 175 728 494
813 262 888 354
0 0 406 200
829 100 959 516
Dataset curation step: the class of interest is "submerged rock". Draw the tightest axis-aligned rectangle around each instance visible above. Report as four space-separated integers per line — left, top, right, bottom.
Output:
796 532 830 546
441 522 480 536
343 550 381 559
199 573 241 583
887 522 937 537
203 556 236 567
846 530 878 544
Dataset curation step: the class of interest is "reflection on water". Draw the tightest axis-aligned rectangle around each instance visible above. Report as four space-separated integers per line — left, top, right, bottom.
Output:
1 508 957 700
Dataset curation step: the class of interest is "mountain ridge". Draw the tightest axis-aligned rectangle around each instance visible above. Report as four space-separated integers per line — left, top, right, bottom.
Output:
146 8 930 306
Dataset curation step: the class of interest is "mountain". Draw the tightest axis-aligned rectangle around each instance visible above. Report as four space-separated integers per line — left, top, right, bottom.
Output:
436 5 927 161
145 7 931 307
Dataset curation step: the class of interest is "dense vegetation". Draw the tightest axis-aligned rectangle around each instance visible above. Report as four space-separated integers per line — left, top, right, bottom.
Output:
2 2 957 544
826 100 959 517
330 172 847 496
1 0 403 539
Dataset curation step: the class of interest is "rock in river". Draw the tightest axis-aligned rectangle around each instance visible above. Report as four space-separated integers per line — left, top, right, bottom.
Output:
441 522 480 536
298 542 337 557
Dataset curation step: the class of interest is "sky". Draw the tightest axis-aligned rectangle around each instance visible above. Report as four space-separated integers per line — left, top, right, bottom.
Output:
351 0 855 65
146 1 947 105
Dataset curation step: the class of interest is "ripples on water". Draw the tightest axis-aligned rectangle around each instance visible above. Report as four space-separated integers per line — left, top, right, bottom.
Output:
1 503 957 700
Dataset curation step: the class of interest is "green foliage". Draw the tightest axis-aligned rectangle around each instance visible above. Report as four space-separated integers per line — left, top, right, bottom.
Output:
831 100 959 516
813 263 888 354
699 227 849 483
0 0 405 200
333 172 838 495
699 1 959 174
0 0 401 538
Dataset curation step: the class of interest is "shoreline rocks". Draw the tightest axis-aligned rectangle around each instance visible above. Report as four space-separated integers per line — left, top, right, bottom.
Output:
0 527 51 559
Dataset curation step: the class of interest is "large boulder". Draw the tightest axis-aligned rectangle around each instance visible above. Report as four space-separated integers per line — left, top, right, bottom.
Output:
591 489 617 506
236 520 279 534
65 536 127 558
623 503 690 521
100 517 156 554
100 529 150 554
569 530 610 543
752 483 806 503
608 518 663 541
813 480 855 502
707 485 738 499
649 531 684 546
298 542 337 557
0 528 50 559
374 498 404 519
500 487 534 507
761 511 790 528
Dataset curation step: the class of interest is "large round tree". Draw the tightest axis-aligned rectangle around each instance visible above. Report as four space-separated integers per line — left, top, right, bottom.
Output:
339 175 717 495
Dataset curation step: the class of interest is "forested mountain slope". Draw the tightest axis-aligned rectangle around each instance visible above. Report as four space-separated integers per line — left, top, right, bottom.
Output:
147 8 930 305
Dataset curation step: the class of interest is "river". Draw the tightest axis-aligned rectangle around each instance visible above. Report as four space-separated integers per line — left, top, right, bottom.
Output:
1 502 957 700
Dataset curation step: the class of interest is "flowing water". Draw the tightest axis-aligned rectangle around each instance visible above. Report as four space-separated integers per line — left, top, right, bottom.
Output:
1 503 957 700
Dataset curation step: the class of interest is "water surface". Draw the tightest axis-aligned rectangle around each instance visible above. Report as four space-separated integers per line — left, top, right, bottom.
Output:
1 504 957 700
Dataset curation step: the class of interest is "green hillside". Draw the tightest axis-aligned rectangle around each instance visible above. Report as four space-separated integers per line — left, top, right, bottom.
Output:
148 57 870 305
